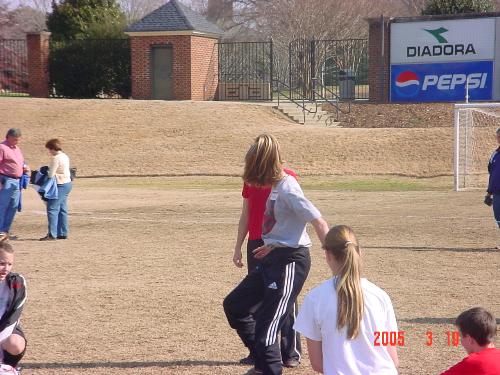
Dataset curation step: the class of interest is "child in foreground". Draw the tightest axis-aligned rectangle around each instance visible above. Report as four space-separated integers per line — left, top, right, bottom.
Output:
294 225 399 374
0 242 27 375
440 307 500 375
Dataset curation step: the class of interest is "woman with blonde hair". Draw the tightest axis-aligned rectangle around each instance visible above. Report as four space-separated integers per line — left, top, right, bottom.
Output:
294 225 399 374
223 134 329 375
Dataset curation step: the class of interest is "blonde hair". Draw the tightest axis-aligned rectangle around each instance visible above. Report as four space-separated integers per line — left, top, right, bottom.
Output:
324 225 363 339
243 134 283 186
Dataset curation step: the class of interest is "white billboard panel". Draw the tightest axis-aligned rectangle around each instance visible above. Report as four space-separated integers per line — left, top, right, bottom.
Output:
391 18 495 64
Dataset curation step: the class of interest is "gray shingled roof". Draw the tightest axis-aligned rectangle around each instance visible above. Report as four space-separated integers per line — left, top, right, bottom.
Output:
125 0 223 35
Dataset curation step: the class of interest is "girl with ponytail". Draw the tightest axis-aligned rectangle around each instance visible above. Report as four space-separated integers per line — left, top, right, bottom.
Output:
294 225 399 374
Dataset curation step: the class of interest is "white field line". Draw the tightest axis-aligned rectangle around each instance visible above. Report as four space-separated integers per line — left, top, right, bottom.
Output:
28 210 490 224
28 210 232 225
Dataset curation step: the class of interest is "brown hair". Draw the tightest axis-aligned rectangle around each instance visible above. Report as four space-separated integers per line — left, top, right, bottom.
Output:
456 307 497 346
324 225 363 339
243 134 283 187
45 138 62 151
0 242 13 254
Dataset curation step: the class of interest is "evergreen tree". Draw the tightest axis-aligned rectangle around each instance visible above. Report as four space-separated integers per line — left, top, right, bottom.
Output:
47 0 126 41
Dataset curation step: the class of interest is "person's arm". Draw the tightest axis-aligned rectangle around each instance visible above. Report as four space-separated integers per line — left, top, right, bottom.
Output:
306 338 323 373
0 275 26 342
47 155 59 179
487 155 493 195
233 198 249 268
253 215 329 259
311 217 329 247
387 345 399 368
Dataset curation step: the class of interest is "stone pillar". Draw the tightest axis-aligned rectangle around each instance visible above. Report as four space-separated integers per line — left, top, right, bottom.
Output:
368 17 391 103
27 32 51 98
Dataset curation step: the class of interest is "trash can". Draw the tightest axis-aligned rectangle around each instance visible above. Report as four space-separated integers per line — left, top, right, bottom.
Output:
339 69 355 100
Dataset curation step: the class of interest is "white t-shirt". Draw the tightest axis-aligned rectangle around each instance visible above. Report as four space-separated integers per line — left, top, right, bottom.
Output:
262 175 321 248
294 277 398 375
48 151 71 184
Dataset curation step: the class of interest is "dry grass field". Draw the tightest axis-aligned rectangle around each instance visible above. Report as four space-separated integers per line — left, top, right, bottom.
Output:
0 98 498 375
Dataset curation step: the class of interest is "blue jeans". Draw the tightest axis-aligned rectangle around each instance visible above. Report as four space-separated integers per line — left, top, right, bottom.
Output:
0 176 20 233
494 195 500 228
46 182 72 238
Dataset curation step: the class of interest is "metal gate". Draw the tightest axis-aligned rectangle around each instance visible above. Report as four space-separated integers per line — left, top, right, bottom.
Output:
218 41 272 101
0 39 29 96
217 38 368 102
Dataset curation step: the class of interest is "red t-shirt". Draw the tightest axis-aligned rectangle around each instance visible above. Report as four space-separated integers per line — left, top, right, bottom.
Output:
440 348 500 375
242 169 297 240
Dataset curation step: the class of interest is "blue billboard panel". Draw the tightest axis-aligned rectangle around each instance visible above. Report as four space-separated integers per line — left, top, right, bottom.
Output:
391 61 493 102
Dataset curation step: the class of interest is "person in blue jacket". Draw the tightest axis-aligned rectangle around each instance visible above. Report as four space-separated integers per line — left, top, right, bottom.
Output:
485 128 500 240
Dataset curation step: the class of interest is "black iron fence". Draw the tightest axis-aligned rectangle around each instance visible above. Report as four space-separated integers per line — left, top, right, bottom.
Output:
218 41 273 101
0 39 29 96
49 38 131 99
218 38 368 102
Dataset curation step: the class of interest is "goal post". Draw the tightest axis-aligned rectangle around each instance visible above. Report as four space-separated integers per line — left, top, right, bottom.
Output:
454 103 500 191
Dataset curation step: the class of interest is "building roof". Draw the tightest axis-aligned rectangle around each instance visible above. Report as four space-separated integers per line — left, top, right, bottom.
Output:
125 0 223 36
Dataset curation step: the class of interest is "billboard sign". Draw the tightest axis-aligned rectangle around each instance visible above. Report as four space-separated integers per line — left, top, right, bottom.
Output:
391 61 493 102
391 18 495 64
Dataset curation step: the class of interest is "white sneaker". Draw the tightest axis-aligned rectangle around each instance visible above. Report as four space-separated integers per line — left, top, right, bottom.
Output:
0 233 8 242
0 364 18 375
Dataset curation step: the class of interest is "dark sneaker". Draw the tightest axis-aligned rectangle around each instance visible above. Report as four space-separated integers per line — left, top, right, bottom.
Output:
57 236 67 240
39 235 56 241
253 368 263 375
283 358 300 368
239 354 255 366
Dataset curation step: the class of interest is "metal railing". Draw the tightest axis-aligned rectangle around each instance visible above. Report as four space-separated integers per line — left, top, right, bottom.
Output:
273 77 318 124
312 77 351 122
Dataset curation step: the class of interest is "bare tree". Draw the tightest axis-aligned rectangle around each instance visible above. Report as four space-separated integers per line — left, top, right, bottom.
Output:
396 0 427 14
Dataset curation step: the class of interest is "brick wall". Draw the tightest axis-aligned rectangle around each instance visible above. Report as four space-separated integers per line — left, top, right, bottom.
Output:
190 36 218 100
368 18 391 103
130 35 192 100
27 32 51 98
130 34 219 100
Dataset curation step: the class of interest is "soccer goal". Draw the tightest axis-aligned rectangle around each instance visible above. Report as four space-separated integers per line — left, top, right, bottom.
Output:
454 103 500 191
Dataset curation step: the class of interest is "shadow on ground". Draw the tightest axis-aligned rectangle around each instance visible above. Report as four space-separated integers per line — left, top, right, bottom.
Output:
400 318 500 324
23 360 239 369
365 246 498 253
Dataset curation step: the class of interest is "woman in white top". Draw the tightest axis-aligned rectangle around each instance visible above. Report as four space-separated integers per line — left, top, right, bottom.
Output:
39 139 72 241
294 225 399 375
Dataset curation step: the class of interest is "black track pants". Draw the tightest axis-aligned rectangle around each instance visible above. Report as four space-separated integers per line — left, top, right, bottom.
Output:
224 247 311 375
246 239 302 362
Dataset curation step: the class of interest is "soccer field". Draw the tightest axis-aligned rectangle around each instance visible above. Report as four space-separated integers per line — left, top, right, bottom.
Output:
14 176 499 375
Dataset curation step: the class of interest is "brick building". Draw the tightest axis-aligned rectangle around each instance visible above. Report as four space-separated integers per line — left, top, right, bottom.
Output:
125 0 223 100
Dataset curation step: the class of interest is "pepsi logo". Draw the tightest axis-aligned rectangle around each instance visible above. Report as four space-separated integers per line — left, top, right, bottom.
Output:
395 71 420 97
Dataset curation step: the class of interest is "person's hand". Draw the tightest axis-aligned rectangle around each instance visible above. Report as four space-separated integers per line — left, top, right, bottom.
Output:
484 194 493 207
23 164 30 174
233 248 244 268
253 244 276 259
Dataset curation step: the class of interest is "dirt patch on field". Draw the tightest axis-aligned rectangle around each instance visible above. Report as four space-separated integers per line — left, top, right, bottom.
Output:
0 98 471 178
338 102 454 128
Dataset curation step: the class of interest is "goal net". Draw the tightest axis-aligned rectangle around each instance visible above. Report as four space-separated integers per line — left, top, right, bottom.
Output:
454 103 500 191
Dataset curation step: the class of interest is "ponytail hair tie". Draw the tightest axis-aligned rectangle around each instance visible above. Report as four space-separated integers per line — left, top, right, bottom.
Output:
345 241 353 247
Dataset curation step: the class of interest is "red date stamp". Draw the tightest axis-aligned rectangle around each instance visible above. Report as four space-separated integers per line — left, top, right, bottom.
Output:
374 331 461 347
374 331 405 347
426 331 461 347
